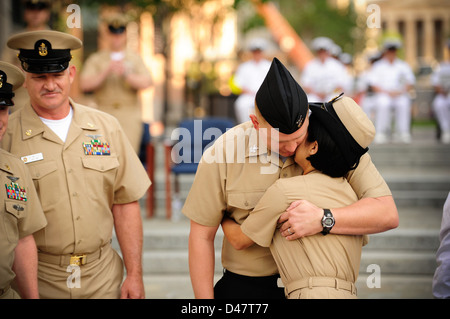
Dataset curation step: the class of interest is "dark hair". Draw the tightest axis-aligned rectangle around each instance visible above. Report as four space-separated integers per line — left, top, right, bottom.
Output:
306 113 354 178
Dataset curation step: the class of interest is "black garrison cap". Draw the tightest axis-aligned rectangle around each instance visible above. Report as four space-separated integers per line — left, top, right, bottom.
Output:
0 61 25 107
255 57 309 134
7 30 82 74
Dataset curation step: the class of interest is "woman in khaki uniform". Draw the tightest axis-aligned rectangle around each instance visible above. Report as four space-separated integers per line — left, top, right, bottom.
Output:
222 96 379 298
0 61 47 299
3 31 151 299
80 14 152 153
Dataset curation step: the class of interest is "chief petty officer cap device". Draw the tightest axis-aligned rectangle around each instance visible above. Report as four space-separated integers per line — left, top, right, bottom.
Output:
7 30 82 74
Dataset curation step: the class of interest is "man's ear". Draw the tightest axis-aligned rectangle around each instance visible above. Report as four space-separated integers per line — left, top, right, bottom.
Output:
249 114 259 130
68 65 76 84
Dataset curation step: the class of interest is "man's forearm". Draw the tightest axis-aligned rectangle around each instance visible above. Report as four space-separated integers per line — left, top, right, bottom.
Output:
188 221 218 299
331 196 399 235
13 235 39 299
113 202 144 281
279 195 399 239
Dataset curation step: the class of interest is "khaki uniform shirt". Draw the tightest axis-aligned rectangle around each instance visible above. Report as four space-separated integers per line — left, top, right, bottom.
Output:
0 99 151 255
81 50 151 152
182 121 391 277
0 149 47 290
241 171 367 293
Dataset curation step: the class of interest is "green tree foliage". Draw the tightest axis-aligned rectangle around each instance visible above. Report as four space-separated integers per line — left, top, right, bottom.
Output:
236 0 358 54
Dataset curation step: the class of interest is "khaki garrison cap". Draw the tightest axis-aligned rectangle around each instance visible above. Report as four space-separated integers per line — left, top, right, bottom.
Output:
0 61 25 106
7 30 82 74
309 95 375 169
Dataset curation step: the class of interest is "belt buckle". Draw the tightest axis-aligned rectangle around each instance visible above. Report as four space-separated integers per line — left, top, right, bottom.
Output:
70 254 87 266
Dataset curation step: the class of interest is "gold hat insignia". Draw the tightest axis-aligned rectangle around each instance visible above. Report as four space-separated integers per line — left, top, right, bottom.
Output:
38 42 48 56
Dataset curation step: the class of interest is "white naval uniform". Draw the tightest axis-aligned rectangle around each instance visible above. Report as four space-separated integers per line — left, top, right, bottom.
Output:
233 59 271 123
356 68 377 123
300 57 351 103
431 61 450 143
368 58 415 143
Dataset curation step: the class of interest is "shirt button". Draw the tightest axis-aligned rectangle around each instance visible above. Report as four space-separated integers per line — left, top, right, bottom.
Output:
244 201 249 206
283 173 287 177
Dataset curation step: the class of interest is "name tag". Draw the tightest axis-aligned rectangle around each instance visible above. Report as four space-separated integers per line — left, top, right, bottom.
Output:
21 152 44 164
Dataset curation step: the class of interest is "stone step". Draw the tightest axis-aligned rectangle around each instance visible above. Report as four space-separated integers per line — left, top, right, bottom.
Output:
138 249 439 276
391 190 448 207
360 250 437 275
142 274 434 299
138 247 439 276
366 229 440 251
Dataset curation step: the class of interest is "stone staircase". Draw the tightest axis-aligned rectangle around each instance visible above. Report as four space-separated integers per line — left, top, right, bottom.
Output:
114 126 450 299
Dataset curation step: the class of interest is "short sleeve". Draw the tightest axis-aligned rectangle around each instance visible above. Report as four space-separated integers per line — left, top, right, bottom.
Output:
182 146 227 227
241 182 290 247
345 153 392 199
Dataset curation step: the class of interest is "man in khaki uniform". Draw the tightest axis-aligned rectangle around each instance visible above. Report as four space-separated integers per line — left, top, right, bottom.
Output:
0 61 47 299
1 0 52 114
222 96 380 299
182 58 398 298
2 30 151 299
80 14 152 153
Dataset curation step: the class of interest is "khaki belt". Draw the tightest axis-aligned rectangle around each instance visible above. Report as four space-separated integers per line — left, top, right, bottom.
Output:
285 276 357 296
38 242 110 267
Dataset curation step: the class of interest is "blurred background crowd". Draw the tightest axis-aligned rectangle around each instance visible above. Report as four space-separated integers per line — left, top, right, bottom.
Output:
1 0 449 147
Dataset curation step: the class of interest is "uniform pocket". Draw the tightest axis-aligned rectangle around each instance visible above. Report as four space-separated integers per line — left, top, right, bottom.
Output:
81 156 120 200
28 161 58 180
3 200 27 243
226 191 265 223
227 191 265 210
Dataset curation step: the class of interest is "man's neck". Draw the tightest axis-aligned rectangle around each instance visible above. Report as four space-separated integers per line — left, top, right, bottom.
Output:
32 101 72 120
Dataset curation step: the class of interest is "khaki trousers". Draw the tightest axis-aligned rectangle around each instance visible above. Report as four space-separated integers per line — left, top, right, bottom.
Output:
38 245 124 299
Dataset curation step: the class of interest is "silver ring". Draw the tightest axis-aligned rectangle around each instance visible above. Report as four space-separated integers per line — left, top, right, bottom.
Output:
288 227 293 235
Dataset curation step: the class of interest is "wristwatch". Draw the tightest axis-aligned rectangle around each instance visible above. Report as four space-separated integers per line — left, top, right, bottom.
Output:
321 209 335 235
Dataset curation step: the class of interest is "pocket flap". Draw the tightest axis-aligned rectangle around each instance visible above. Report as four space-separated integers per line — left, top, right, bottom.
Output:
82 156 119 172
28 161 57 180
5 200 26 219
227 191 265 210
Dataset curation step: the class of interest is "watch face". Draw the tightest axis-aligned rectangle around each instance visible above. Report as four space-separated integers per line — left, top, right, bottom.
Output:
323 217 334 227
